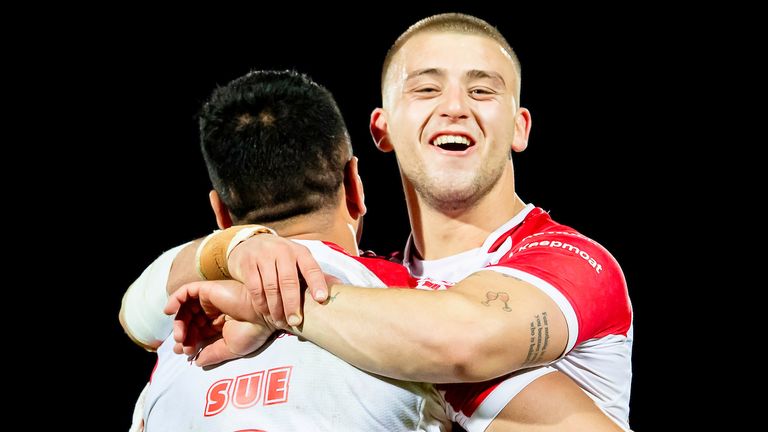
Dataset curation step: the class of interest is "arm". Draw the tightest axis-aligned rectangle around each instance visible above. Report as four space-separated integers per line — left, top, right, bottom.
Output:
280 231 626 383
292 271 568 383
119 241 200 350
486 371 624 432
165 281 627 430
120 227 327 349
164 240 204 295
170 266 568 380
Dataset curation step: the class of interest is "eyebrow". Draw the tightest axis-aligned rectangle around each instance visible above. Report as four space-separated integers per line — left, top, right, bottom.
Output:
406 68 507 87
406 68 443 81
466 69 506 87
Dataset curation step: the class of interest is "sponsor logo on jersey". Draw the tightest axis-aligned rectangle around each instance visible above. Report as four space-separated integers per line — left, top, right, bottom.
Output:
512 232 604 274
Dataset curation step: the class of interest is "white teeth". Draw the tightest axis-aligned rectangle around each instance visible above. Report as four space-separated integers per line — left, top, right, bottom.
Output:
431 135 472 146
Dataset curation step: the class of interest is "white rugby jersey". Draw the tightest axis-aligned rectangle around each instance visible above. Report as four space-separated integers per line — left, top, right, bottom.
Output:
144 240 453 432
404 204 634 431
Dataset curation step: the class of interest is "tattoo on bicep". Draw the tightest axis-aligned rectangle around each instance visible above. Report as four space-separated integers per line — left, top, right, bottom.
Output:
523 311 550 366
481 291 512 312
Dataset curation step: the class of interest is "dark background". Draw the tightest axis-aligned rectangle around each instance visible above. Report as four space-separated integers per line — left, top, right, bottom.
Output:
78 5 697 430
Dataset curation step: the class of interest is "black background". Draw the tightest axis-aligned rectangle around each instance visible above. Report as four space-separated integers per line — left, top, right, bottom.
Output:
76 5 696 430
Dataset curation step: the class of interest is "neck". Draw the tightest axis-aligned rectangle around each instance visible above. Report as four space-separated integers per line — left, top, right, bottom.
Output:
264 209 359 256
405 167 525 260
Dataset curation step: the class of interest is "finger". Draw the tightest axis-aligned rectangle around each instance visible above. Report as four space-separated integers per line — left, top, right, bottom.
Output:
164 286 189 315
296 248 328 302
191 310 209 328
188 302 201 315
195 339 240 367
172 305 192 344
182 324 199 356
239 258 269 316
165 281 203 315
276 252 303 326
173 318 187 345
259 259 285 326
173 341 184 355
246 273 268 316
228 242 268 317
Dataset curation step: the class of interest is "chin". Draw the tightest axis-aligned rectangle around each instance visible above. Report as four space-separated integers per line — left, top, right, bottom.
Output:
419 182 482 210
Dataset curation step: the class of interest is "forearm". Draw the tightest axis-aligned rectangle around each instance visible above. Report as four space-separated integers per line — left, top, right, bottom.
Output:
296 286 468 382
165 239 203 295
293 273 565 383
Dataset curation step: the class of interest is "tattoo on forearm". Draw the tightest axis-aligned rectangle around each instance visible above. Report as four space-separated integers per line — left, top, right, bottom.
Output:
523 311 550 366
481 291 512 312
323 292 339 305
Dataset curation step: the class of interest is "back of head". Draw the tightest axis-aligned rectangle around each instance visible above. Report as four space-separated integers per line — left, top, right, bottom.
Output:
200 70 352 225
381 13 521 99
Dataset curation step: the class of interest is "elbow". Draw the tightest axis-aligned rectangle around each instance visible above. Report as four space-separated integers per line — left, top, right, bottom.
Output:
437 314 521 382
443 346 482 382
443 338 502 383
434 323 507 383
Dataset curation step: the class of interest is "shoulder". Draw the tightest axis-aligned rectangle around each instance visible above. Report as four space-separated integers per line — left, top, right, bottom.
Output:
353 251 416 288
490 208 631 342
498 207 622 275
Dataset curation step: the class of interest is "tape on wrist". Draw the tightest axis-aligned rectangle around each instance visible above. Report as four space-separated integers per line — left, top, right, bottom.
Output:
196 225 277 280
226 225 278 260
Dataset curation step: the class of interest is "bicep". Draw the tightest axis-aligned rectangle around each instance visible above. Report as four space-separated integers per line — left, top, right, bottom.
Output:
121 242 194 349
486 370 623 432
451 270 569 369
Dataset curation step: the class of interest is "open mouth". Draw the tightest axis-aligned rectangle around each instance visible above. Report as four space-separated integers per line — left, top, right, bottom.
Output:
429 134 475 152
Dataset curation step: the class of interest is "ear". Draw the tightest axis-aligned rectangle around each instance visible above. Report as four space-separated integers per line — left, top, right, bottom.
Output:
370 108 393 152
511 107 532 153
343 156 367 220
209 190 233 229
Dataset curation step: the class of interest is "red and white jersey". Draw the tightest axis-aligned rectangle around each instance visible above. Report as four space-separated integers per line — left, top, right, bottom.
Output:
144 240 453 432
404 204 633 431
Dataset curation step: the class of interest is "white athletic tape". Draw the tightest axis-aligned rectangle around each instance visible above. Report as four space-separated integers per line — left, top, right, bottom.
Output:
122 242 190 348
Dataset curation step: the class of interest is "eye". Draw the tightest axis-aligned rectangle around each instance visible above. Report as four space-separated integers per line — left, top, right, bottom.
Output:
415 86 440 94
469 87 496 98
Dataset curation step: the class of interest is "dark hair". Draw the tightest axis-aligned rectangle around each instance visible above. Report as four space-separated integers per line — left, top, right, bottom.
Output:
200 70 352 224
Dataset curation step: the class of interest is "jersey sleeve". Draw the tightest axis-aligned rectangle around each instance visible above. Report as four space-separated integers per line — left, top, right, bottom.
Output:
437 367 557 431
352 255 418 288
486 231 630 354
122 242 190 347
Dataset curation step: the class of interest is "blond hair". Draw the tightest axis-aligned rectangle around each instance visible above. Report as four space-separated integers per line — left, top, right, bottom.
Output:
381 13 521 98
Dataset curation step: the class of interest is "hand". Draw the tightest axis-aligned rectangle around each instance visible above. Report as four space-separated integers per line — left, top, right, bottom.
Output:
170 298 222 357
164 280 278 366
228 235 328 327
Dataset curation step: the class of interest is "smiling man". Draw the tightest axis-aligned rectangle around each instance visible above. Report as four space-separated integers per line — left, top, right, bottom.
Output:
126 13 633 432
177 14 633 430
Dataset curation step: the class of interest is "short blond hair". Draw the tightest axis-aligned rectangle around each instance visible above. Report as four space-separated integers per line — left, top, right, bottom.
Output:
381 13 521 98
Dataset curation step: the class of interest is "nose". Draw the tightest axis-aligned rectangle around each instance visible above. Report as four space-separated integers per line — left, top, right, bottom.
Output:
437 86 470 120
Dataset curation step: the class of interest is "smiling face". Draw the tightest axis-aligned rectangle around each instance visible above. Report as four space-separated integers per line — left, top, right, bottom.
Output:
374 31 529 212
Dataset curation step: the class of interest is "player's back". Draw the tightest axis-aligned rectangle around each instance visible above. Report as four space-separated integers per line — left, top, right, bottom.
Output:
144 240 450 432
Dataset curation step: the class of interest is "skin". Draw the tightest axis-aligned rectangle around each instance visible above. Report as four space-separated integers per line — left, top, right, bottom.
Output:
376 33 529 259
163 30 625 430
181 31 556 381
